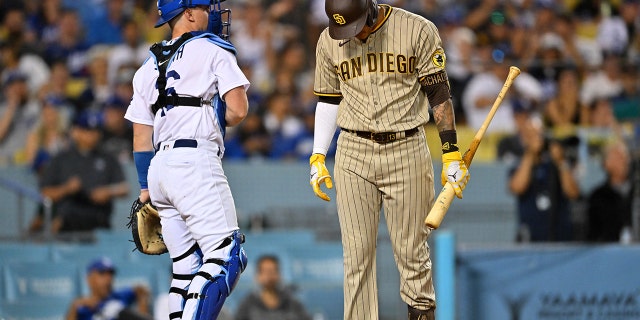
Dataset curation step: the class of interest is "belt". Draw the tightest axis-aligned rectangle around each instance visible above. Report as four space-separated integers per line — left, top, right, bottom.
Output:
156 139 222 157
342 127 419 144
156 139 198 150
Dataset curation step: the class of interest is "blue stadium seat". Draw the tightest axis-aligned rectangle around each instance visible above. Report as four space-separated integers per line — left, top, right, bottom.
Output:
285 243 344 319
0 243 52 263
225 283 255 316
51 243 134 266
244 230 316 247
297 285 344 320
0 299 70 320
94 229 133 244
3 261 79 302
286 243 343 284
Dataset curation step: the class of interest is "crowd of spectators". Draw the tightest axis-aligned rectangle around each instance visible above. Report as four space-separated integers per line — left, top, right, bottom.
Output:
0 0 638 239
0 0 637 164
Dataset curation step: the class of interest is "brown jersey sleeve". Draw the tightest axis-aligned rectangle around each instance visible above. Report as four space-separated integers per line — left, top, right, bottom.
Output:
313 31 342 98
415 19 446 81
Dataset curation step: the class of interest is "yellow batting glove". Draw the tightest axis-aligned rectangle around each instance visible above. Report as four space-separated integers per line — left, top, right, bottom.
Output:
309 153 333 201
441 151 470 199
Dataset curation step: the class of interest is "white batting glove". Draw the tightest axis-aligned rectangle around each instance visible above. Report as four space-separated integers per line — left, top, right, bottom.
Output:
441 151 470 199
310 153 333 201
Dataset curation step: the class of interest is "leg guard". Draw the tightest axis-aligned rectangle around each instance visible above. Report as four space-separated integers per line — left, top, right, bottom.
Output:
169 243 203 319
182 231 247 320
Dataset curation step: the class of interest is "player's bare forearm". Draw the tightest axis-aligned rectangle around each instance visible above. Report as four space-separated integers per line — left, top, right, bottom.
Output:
132 123 154 152
431 98 456 133
224 86 249 126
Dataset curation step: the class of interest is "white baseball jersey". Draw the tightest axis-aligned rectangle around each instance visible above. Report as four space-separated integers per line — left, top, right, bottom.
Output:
126 33 251 319
125 35 250 151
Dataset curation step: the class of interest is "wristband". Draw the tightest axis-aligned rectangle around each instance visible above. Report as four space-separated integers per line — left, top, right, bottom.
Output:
439 130 459 154
133 151 154 189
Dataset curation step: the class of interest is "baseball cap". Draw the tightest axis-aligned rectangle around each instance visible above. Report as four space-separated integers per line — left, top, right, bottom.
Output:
2 71 27 86
73 110 102 130
103 96 128 111
87 257 116 274
326 0 373 40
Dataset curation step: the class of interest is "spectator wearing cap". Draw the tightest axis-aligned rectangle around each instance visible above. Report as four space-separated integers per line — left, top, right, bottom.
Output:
0 71 41 165
66 257 151 320
100 95 133 163
37 111 129 234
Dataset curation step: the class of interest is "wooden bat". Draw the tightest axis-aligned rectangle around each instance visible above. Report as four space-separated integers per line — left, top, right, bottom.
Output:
425 66 521 229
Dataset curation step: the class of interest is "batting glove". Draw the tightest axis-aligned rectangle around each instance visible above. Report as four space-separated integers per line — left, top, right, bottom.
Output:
310 153 333 201
441 151 470 199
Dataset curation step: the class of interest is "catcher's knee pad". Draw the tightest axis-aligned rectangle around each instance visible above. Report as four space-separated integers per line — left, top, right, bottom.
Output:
184 231 247 320
169 243 203 319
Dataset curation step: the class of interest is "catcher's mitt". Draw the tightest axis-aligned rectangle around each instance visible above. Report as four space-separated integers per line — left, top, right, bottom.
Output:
127 199 168 255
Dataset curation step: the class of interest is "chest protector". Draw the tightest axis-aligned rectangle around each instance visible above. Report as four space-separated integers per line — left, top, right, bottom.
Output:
149 32 237 118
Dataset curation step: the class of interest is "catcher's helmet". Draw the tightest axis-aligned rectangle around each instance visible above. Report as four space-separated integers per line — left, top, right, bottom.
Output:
155 0 227 28
325 0 378 40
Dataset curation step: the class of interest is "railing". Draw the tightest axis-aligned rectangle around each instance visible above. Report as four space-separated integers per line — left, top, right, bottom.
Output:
0 176 53 240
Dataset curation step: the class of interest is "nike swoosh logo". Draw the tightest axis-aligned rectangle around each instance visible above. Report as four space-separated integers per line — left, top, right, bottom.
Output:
310 172 317 180
158 60 168 67
338 39 351 47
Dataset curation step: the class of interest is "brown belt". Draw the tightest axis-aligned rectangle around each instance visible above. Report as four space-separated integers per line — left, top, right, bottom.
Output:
341 127 419 144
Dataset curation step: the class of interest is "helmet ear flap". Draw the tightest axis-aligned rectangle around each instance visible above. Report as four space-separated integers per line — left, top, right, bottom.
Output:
366 0 378 27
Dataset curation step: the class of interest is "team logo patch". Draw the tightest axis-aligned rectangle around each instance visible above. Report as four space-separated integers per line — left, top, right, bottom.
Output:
333 14 346 25
431 49 446 68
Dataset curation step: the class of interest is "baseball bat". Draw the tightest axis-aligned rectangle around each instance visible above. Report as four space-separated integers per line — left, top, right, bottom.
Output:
425 66 521 229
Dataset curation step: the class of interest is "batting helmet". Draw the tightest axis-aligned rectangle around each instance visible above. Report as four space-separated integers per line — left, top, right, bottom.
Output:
155 0 226 28
325 0 378 40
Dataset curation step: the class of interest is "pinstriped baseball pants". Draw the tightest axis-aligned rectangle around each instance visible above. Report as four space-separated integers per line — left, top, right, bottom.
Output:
335 126 436 320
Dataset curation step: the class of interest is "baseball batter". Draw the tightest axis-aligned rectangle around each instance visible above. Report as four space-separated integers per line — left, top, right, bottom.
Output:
309 1 470 319
125 1 249 319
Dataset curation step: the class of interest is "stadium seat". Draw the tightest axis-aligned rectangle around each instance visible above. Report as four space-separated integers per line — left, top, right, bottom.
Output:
0 299 70 320
94 229 133 244
3 261 79 302
286 243 343 283
285 243 344 319
51 243 134 266
0 243 52 263
244 230 316 246
297 285 344 320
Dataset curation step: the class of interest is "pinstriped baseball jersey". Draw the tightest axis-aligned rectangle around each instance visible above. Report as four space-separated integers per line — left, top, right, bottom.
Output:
312 4 445 319
314 4 446 132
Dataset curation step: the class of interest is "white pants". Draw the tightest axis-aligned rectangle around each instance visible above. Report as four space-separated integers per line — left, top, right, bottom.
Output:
148 140 238 317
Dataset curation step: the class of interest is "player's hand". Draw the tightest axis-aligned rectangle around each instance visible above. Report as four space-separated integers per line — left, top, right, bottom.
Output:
441 151 470 199
309 153 333 201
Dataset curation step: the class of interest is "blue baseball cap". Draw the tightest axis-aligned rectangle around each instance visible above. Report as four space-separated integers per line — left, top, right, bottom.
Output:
103 96 128 111
73 110 102 130
2 71 27 86
87 257 116 274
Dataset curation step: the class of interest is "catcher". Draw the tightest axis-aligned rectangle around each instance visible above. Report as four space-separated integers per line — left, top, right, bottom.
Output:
126 0 250 319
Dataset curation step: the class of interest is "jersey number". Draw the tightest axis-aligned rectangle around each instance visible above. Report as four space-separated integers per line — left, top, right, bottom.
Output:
160 70 181 117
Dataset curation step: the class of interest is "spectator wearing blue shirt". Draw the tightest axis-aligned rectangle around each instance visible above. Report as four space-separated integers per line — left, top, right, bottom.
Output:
65 257 151 320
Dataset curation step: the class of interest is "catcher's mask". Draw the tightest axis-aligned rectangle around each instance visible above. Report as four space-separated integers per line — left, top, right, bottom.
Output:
325 0 378 40
156 0 231 40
